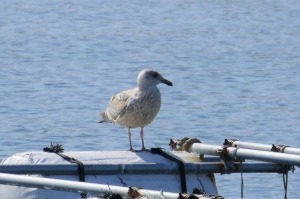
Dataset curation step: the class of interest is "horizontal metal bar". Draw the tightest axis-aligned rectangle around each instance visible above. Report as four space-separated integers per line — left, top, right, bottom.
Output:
0 172 179 199
230 140 272 151
227 147 300 166
188 143 221 156
229 140 300 155
189 143 300 166
190 162 284 173
1 164 181 175
0 161 284 175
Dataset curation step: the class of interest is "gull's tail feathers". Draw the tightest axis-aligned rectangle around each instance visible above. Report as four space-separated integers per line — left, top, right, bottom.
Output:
98 112 113 123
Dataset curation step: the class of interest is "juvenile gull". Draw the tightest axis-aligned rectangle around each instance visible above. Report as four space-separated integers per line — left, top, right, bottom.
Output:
99 69 173 150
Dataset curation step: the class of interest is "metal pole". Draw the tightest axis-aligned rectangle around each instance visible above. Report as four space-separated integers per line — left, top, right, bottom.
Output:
188 143 220 156
0 173 179 199
0 162 283 175
227 147 300 166
0 164 184 175
229 140 271 151
229 140 300 156
189 143 300 166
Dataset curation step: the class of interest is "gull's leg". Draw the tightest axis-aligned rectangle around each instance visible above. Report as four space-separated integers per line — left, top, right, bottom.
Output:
128 128 134 151
140 127 146 150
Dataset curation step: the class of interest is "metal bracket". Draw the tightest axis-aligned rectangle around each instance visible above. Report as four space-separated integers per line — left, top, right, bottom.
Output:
271 144 290 153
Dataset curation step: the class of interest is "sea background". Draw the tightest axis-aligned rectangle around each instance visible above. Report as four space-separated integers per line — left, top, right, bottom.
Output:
1 1 300 198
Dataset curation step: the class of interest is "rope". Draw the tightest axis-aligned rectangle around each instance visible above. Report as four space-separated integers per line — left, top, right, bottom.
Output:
282 165 289 199
56 153 86 182
272 144 291 199
169 137 201 152
151 148 187 193
43 143 87 198
240 160 244 199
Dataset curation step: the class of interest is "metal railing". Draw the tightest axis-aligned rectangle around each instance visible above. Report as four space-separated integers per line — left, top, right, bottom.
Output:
0 138 298 198
0 172 178 199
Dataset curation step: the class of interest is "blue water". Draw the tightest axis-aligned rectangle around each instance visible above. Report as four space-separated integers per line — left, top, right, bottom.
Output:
1 1 300 198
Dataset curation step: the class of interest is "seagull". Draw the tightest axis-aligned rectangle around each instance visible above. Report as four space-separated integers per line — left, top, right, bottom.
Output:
99 69 173 151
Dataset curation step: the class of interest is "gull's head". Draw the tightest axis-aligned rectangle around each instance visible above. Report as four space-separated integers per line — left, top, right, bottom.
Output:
137 69 173 90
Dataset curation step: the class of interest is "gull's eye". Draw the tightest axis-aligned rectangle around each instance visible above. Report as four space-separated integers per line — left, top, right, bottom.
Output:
152 72 159 78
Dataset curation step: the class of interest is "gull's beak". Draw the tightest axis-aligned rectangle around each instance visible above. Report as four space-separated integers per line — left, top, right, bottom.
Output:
161 78 173 86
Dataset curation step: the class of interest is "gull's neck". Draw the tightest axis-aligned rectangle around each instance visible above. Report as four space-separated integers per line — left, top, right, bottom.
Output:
138 81 157 93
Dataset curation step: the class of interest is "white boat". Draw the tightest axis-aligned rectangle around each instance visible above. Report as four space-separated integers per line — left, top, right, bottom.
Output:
0 138 297 199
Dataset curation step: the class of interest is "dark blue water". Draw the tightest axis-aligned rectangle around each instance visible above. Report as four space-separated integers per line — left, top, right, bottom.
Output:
1 1 300 198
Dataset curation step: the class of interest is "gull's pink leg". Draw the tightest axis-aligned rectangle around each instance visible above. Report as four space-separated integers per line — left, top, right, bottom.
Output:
140 127 146 150
128 128 134 151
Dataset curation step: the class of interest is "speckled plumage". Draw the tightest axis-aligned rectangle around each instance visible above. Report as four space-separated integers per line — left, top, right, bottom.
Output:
100 69 173 150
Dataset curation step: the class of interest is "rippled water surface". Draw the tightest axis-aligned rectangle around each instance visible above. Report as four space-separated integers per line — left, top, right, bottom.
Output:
1 1 300 198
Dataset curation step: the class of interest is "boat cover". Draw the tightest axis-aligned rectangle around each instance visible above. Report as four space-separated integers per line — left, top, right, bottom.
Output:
0 150 218 199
